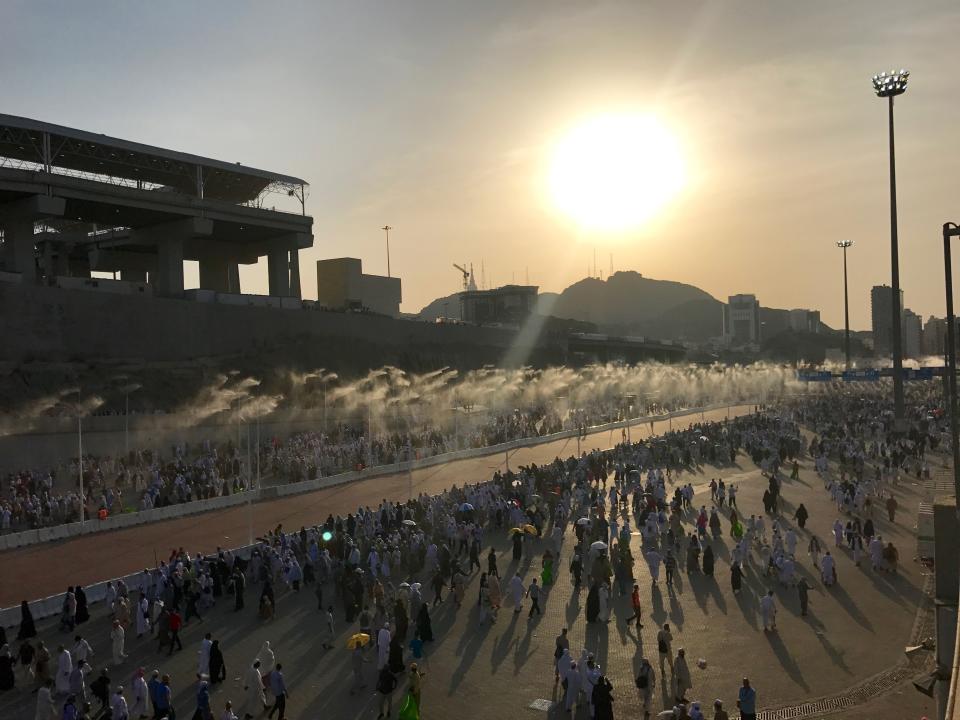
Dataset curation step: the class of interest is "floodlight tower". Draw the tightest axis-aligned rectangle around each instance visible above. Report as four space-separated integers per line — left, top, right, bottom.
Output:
872 68 909 427
836 240 854 369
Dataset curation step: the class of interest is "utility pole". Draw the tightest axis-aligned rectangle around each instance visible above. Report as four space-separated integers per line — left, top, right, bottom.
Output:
78 414 84 527
382 225 393 278
837 240 854 369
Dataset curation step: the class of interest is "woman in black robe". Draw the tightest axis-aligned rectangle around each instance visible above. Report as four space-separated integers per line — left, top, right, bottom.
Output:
415 604 434 642
74 586 90 625
702 546 715 577
586 582 600 623
388 636 404 675
512 532 523 561
393 600 409 643
0 644 14 690
686 536 700 573
208 640 226 684
17 601 36 640
591 676 614 720
730 563 743 593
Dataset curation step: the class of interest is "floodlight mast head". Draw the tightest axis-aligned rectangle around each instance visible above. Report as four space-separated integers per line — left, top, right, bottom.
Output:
837 240 854 249
872 69 909 98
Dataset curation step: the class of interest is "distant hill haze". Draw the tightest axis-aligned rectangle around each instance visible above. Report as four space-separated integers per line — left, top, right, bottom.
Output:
416 271 833 343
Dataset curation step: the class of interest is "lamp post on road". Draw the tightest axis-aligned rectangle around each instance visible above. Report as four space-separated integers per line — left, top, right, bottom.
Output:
837 241 854 369
941 222 960 501
872 68 910 427
382 225 393 278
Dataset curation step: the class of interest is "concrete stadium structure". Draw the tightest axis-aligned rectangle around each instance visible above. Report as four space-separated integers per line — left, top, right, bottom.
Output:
0 115 312 298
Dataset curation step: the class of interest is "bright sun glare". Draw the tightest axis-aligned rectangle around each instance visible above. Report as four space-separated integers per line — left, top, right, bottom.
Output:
548 113 685 232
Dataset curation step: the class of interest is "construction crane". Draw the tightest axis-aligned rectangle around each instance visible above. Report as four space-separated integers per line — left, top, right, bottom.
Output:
453 263 470 291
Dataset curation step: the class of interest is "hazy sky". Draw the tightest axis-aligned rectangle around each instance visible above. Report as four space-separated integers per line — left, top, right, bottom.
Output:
4 1 959 329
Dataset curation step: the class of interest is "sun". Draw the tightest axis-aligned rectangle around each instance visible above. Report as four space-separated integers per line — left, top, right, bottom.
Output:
548 113 686 232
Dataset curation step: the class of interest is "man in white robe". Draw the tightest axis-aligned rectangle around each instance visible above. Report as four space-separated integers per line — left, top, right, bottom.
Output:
510 573 525 613
564 661 582 712
55 646 72 695
136 595 150 638
821 551 836 585
760 590 777 631
243 661 267 719
198 634 212 677
111 621 127 666
377 623 391 669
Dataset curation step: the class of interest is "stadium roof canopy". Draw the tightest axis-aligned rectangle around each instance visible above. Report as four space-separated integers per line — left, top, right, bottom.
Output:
0 114 307 205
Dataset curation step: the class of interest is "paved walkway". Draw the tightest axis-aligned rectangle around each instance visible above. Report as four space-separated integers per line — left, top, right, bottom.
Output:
0 433 933 720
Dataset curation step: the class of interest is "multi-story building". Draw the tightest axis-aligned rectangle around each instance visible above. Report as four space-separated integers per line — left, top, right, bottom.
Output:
870 284 903 356
788 309 821 334
723 294 761 345
924 316 947 357
459 285 538 325
903 308 922 358
316 257 402 317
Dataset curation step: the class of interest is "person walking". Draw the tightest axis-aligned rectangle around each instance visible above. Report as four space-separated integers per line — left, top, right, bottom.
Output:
760 590 777 631
350 645 366 696
886 496 898 523
167 610 184 655
154 675 174 720
737 678 757 720
629 584 644 630
242 661 267 720
375 665 397 719
635 657 655 719
657 624 673 673
797 579 810 617
267 664 288 720
713 699 730 720
673 648 692 703
527 579 542 619
553 629 570 683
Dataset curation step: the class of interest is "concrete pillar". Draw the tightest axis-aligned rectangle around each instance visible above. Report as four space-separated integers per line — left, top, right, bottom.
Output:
3 220 38 281
0 195 65 280
133 218 211 298
56 244 71 277
156 236 185 297
289 249 301 299
198 257 229 293
121 269 147 282
267 249 289 297
227 263 240 294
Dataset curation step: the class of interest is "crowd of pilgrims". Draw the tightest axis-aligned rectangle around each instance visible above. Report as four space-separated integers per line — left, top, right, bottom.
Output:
0 395 689 534
0 406 799 720
0 444 247 534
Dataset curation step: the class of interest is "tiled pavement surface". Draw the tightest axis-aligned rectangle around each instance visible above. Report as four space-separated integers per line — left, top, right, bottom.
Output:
0 416 936 720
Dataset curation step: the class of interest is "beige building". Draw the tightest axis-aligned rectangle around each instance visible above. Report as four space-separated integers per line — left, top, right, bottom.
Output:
316 257 401 317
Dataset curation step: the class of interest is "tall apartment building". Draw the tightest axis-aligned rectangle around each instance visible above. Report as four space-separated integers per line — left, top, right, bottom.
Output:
870 284 903 356
903 308 922 358
723 294 761 345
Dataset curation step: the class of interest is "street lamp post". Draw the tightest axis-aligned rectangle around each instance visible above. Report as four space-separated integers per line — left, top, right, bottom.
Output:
77 414 84 528
382 225 393 278
942 222 960 501
837 241 854 369
872 69 910 426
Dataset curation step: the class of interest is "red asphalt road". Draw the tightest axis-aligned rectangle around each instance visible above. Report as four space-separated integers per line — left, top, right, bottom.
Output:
1 405 750 606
